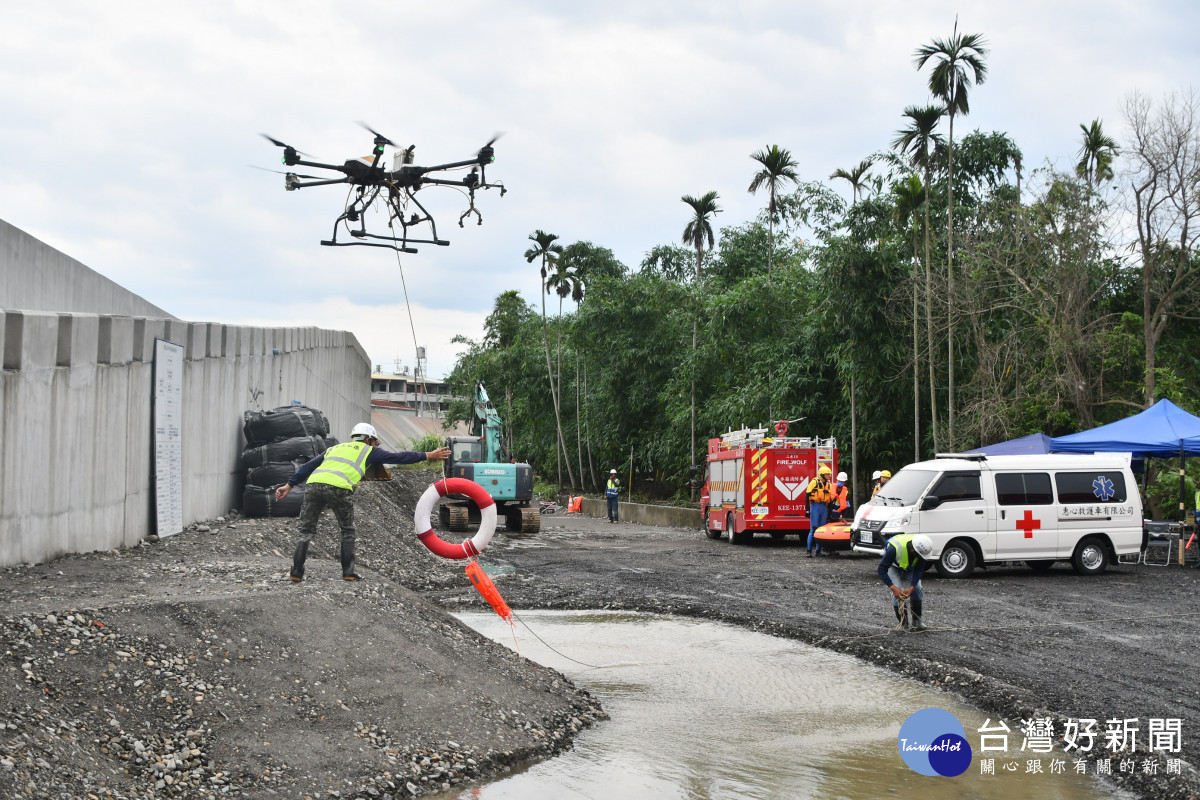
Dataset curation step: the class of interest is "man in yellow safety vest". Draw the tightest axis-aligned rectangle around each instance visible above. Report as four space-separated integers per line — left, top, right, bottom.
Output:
877 533 933 631
606 469 621 523
276 422 449 581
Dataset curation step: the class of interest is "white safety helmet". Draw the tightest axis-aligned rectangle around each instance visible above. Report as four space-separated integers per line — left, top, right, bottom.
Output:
871 470 882 480
837 472 848 482
911 535 934 559
610 468 618 474
350 422 377 441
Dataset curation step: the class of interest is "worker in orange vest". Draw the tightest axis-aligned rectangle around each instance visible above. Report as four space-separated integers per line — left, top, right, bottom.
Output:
833 471 850 521
806 464 835 557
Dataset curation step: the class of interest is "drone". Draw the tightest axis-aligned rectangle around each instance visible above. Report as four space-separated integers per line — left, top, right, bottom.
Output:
260 123 506 253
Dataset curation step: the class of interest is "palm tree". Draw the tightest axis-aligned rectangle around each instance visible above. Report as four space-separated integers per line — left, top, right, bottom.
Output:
748 145 800 279
892 104 945 454
1076 118 1119 187
893 175 927 462
544 257 578 407
915 22 988 451
524 230 575 488
827 157 876 504
681 192 721 498
748 148 798 424
547 261 586 489
829 158 874 204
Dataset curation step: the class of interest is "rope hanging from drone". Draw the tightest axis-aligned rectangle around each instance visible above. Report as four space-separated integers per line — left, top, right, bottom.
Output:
259 124 505 253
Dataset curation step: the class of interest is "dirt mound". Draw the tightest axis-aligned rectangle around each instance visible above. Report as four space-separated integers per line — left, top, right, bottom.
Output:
0 470 603 799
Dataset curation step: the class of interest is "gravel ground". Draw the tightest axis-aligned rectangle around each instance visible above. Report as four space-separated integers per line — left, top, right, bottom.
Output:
3 471 1199 799
457 511 1200 800
0 472 604 800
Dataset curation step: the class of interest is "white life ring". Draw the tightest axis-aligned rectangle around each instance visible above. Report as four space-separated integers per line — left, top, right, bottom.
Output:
414 477 497 559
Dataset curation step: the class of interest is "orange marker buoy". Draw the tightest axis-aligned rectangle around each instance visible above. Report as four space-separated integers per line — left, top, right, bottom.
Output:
465 560 513 624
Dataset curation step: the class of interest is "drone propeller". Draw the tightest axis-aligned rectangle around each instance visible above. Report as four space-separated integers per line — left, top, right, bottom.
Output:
477 132 504 164
249 165 323 180
357 121 397 150
260 134 307 154
261 133 307 166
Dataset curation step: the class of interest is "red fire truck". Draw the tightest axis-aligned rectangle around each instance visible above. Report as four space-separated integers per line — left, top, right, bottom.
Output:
700 425 838 544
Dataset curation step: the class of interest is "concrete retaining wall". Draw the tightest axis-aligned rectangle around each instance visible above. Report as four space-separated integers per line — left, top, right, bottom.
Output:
0 309 370 567
0 219 173 318
580 497 701 529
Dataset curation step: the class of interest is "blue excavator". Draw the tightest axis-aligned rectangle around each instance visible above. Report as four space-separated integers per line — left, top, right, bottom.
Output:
440 382 540 533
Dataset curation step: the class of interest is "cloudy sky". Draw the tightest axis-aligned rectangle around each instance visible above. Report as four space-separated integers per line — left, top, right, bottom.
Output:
2 2 1196 378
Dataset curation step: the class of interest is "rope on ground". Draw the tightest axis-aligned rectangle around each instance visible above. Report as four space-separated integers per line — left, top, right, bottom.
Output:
821 608 1200 644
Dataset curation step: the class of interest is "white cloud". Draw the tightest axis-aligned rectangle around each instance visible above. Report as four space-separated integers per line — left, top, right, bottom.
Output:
3 0 1199 375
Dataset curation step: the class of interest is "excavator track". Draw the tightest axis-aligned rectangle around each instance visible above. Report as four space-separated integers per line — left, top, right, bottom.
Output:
447 505 470 532
508 505 540 533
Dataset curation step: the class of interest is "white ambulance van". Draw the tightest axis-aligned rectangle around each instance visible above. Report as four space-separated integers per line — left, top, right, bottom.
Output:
850 453 1142 577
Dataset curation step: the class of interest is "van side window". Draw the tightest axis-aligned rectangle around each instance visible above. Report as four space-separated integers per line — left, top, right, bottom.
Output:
995 473 1053 505
929 471 982 502
1055 472 1128 504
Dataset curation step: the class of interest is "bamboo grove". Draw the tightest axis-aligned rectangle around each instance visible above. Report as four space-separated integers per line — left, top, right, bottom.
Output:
446 29 1200 506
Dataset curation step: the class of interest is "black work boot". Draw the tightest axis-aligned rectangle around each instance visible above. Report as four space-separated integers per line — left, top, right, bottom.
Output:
290 540 310 582
341 541 362 581
909 597 926 631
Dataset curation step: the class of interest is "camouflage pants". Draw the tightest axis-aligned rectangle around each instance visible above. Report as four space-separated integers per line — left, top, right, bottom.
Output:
296 483 356 545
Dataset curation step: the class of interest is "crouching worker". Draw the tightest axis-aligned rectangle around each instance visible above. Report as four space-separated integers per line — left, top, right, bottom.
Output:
877 534 934 631
275 423 450 581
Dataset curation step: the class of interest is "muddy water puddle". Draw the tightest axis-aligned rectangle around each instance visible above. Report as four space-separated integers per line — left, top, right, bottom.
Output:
452 611 1129 800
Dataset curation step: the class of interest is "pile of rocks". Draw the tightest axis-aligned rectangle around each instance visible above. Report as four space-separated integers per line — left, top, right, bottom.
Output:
0 469 604 799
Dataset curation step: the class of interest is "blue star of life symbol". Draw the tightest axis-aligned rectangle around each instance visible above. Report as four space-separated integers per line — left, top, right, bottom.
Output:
1093 475 1115 501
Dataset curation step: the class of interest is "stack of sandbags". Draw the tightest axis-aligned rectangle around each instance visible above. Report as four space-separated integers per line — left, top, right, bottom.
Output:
241 405 332 516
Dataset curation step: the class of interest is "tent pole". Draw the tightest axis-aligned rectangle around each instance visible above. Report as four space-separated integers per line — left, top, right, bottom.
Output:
1180 447 1187 523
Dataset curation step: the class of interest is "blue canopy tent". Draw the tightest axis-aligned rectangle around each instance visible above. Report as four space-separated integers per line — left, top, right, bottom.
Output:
1050 398 1200 522
966 433 1052 456
1050 399 1200 457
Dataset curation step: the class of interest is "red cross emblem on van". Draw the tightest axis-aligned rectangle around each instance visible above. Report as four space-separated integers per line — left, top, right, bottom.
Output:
1017 509 1041 538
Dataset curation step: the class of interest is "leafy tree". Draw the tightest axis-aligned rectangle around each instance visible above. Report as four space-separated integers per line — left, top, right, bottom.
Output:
560 241 627 282
1123 89 1200 408
640 244 695 281
483 289 531 349
915 22 988 449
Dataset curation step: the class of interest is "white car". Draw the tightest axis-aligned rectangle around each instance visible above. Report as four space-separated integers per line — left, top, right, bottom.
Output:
851 454 1142 578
